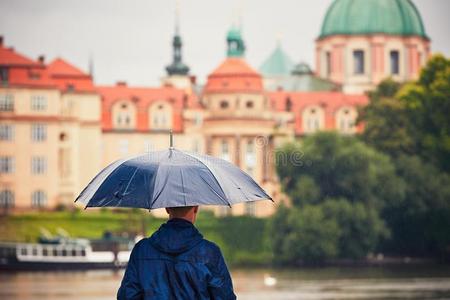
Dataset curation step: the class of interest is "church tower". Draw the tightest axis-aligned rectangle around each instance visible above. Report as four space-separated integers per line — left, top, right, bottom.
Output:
162 2 192 90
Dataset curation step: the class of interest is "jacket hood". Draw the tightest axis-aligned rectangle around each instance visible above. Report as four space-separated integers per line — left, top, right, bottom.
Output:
149 218 203 255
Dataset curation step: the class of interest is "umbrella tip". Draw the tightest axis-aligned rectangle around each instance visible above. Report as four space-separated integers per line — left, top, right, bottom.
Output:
169 129 174 149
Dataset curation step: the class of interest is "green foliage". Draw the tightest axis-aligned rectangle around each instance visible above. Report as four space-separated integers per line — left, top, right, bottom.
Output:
270 205 340 264
400 54 450 172
359 79 415 157
382 155 450 257
274 132 400 263
277 132 402 209
322 199 388 259
361 55 450 172
356 55 450 259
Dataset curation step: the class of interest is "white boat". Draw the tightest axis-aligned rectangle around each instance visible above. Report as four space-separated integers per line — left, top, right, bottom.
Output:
0 236 134 271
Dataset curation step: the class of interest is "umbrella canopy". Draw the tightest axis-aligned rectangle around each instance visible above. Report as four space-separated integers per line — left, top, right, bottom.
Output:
75 148 272 209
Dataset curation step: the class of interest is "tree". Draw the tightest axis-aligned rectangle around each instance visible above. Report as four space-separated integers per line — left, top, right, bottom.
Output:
270 205 340 264
276 132 403 209
322 198 388 259
399 54 450 172
382 155 450 257
359 79 415 157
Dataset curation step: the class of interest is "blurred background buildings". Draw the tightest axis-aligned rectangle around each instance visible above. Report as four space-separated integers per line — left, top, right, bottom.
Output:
0 0 431 216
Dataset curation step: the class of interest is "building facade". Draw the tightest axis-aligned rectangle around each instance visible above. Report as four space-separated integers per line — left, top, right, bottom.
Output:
315 0 430 94
0 0 431 216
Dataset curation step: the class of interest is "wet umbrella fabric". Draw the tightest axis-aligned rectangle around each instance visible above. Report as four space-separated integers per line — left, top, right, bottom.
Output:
75 149 272 209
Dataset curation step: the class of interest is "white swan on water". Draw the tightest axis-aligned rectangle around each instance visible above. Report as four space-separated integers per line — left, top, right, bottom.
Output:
264 273 277 287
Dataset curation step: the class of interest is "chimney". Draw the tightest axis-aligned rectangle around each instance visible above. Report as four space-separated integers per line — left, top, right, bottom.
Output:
116 81 127 87
0 36 3 47
38 55 45 64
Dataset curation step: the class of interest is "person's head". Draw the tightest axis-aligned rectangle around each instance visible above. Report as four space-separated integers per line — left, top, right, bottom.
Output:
165 206 199 223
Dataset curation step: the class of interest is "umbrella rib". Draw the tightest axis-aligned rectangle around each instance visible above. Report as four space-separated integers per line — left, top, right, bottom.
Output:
180 168 187 206
76 154 142 206
123 166 139 195
181 151 231 207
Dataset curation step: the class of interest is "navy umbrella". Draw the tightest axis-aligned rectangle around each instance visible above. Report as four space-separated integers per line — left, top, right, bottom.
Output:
75 143 272 210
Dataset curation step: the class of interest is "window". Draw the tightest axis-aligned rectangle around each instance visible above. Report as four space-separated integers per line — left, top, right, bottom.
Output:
285 97 292 112
245 201 256 216
0 190 14 208
31 95 47 111
353 50 365 75
390 50 400 75
194 114 203 126
326 51 332 77
113 101 136 130
0 124 14 141
220 140 230 162
0 67 9 84
119 139 129 156
245 139 256 176
150 102 172 130
31 156 47 174
336 107 357 134
0 157 14 173
246 101 254 109
192 140 200 153
303 106 324 134
31 190 47 208
0 94 14 111
31 124 47 142
220 101 229 109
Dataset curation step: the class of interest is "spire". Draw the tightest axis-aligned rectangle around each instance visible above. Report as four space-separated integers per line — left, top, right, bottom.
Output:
226 26 245 58
165 0 189 76
88 53 94 79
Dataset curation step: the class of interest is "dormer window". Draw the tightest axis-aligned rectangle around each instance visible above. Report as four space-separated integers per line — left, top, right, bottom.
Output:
66 84 75 92
0 67 9 84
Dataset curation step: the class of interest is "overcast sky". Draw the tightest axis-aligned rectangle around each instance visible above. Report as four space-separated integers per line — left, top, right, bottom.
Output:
1 0 449 86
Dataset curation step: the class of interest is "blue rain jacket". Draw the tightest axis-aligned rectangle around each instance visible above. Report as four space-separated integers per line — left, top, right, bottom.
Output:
117 218 236 300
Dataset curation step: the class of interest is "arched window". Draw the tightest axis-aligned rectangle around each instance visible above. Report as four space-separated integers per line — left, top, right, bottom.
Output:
220 140 230 162
149 102 172 130
336 107 357 134
31 190 47 208
302 106 325 134
0 189 14 208
245 139 256 176
112 100 136 130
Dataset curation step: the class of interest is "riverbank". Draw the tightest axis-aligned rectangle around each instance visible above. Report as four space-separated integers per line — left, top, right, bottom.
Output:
0 209 271 266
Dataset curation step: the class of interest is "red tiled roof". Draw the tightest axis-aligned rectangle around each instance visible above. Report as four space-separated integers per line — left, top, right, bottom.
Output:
204 58 263 93
47 58 89 77
0 45 41 67
47 58 95 92
99 83 196 132
0 43 95 92
269 91 369 134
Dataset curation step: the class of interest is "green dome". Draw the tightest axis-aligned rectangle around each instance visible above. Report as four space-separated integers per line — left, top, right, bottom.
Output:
319 0 427 39
259 44 295 76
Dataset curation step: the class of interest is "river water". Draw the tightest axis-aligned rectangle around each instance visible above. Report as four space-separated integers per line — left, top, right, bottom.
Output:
1 265 450 299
